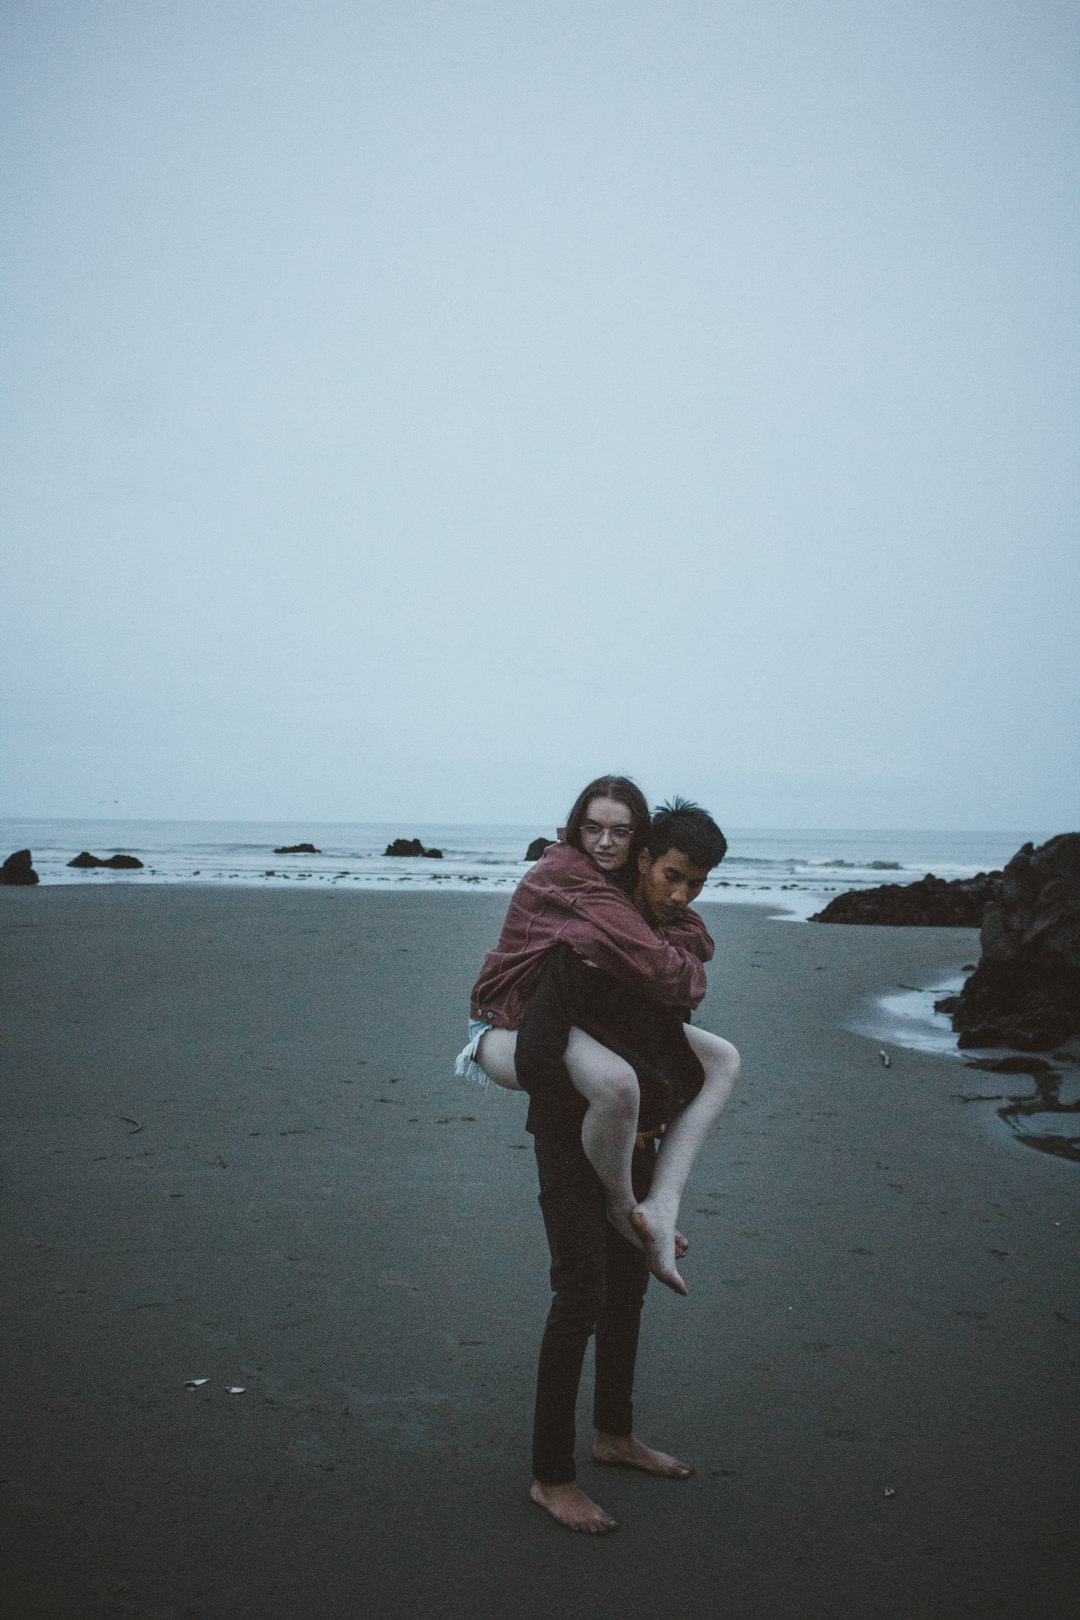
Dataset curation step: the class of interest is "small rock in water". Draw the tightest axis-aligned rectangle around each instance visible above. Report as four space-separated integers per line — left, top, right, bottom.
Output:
0 848 39 885
384 837 443 858
67 851 144 869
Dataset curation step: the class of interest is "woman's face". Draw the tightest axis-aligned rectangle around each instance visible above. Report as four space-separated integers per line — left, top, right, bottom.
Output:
578 795 637 874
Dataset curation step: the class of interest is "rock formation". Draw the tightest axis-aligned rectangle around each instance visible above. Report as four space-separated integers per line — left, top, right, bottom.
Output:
936 834 1080 1050
810 871 1001 926
273 843 320 855
525 837 555 861
1 848 39 885
384 837 443 858
67 852 144 869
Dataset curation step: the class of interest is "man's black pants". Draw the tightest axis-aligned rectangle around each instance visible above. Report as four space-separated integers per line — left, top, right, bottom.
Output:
531 1129 655 1485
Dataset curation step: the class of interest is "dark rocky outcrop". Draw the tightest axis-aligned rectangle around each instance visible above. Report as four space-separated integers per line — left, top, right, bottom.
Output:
384 837 443 859
810 871 1001 927
67 852 144 870
938 834 1080 1051
525 837 555 861
1 848 39 885
274 843 320 855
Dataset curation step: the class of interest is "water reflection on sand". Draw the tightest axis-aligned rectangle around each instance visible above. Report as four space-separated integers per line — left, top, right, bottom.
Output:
851 980 1080 1164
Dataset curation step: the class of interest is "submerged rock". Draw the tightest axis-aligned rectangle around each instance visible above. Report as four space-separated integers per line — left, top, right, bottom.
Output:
274 843 320 855
384 837 443 859
810 871 1001 926
1 848 39 885
525 837 555 861
943 834 1080 1051
67 852 144 870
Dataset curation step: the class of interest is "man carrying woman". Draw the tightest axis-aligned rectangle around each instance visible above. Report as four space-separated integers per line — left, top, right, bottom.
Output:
458 776 739 1532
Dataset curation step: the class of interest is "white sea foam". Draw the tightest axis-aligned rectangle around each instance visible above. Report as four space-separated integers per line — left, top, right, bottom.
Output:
849 977 968 1057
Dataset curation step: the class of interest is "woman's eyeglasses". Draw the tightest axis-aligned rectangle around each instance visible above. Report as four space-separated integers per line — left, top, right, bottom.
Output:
581 821 634 842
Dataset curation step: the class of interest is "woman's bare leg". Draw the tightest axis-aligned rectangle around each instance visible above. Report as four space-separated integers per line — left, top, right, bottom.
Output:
630 1029 740 1296
563 1028 640 1240
475 1028 642 1238
474 1027 523 1090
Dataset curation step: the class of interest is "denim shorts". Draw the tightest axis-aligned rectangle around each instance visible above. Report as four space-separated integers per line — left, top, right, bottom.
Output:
454 1018 493 1085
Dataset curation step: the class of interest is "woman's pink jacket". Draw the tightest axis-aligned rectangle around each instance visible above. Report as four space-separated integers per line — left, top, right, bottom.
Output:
469 841 713 1030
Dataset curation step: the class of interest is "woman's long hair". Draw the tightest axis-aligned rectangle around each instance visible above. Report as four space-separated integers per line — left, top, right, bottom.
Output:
563 774 650 893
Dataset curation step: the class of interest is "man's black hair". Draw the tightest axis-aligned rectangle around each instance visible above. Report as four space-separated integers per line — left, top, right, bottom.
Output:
646 797 728 870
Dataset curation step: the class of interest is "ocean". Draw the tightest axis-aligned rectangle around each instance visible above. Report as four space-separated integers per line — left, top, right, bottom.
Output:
0 818 1046 919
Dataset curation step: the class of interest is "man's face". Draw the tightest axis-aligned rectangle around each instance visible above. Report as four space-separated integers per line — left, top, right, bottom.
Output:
635 845 709 924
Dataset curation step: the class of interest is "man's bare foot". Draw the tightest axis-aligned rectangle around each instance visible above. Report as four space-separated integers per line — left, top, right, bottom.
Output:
529 1480 618 1534
629 1201 686 1294
593 1432 694 1479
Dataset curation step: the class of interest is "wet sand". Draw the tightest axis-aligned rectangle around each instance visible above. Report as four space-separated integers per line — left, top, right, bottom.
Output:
1 886 1077 1620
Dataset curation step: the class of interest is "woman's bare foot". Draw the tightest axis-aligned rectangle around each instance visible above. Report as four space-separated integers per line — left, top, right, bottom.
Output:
606 1204 687 1261
605 1200 644 1249
629 1200 686 1294
529 1480 619 1533
592 1432 693 1478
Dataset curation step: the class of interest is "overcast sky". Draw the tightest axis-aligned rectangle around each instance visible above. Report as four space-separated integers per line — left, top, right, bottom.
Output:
1 0 1077 831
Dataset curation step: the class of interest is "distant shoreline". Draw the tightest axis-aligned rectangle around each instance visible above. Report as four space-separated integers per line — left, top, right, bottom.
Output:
0 817 1046 919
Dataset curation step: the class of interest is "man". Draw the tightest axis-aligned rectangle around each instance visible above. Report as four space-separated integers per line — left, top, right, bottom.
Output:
518 800 740 1533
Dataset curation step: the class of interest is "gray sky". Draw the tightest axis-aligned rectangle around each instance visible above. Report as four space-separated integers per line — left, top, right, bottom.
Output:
2 0 1077 830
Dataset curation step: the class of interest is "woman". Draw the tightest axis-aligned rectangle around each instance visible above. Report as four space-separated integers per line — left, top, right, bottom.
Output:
457 774 713 1247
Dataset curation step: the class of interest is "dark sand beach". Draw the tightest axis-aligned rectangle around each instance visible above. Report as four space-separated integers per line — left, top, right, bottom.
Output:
2 886 1077 1620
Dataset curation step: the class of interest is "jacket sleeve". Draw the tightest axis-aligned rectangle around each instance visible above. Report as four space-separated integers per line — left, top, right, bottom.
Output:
659 906 714 964
546 863 709 1009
